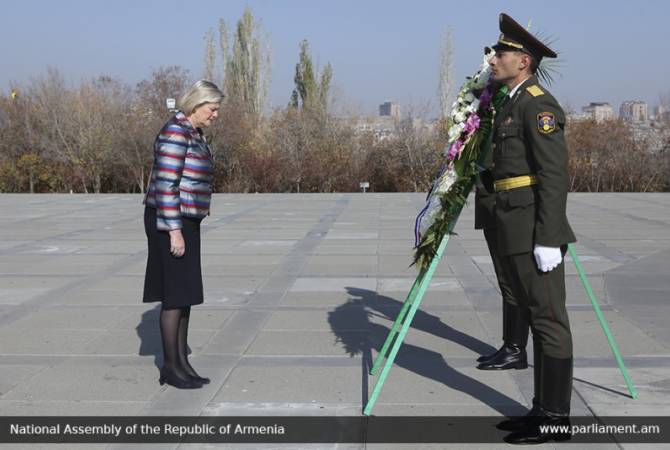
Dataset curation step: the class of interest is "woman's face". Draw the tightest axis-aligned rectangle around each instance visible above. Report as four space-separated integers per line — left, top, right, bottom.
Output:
190 102 220 128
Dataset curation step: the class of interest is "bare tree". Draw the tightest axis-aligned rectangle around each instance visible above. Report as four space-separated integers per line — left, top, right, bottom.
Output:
203 28 217 81
218 18 229 88
60 76 127 193
0 88 42 192
394 103 441 191
566 118 666 192
30 68 87 192
127 66 191 192
438 27 455 119
135 66 191 117
657 91 670 123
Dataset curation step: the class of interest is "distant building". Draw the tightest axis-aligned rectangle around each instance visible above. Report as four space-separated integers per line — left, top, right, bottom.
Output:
379 101 400 120
350 115 437 143
582 102 615 123
566 112 591 122
620 101 648 123
354 116 397 141
655 104 668 121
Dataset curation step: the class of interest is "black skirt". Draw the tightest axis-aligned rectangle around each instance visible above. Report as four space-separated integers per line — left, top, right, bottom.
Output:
143 206 204 309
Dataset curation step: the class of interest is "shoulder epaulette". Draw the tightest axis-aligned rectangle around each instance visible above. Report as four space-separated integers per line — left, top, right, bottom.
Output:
526 85 544 97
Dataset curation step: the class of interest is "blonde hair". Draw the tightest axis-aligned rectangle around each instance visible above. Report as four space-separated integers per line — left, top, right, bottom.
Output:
178 80 224 115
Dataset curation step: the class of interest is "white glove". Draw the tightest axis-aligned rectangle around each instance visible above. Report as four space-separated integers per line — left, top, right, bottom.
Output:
533 245 562 272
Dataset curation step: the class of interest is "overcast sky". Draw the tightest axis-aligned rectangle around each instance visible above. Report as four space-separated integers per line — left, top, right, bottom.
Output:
3 0 669 117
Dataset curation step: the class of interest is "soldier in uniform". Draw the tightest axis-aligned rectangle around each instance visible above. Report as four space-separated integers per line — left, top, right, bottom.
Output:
474 123 530 371
487 13 576 444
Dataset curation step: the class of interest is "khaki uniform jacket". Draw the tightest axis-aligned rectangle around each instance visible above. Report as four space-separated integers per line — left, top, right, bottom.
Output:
491 76 576 255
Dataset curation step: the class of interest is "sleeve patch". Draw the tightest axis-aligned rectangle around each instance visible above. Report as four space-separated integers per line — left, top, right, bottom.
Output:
537 112 556 134
526 85 544 97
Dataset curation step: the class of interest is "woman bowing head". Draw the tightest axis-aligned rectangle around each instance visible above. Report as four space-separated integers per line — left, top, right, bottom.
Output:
142 80 223 389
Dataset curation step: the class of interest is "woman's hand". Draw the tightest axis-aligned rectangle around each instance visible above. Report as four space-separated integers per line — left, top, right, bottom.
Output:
169 230 185 257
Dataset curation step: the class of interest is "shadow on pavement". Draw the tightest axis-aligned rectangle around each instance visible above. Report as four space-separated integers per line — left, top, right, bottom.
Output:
572 374 630 399
136 304 163 369
328 287 526 416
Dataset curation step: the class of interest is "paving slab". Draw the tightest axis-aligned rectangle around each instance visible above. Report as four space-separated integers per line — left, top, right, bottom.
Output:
376 289 473 308
3 306 127 331
301 255 378 276
279 291 363 307
289 278 377 293
0 399 147 416
2 363 161 402
210 366 362 405
80 329 216 356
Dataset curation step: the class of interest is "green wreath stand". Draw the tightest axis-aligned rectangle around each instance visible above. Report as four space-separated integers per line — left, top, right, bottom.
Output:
363 135 637 417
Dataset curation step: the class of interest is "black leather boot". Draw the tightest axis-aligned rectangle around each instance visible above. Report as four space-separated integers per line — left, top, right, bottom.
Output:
496 404 541 432
504 355 573 444
504 414 571 444
496 339 543 431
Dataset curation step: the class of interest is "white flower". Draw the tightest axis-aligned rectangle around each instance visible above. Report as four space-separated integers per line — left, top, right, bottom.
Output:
417 163 460 240
436 167 458 193
470 52 494 89
453 110 466 124
474 67 491 89
416 47 498 246
447 125 462 141
419 196 443 236
465 99 480 114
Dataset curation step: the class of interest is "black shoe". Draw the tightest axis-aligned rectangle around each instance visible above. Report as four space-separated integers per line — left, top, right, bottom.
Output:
477 344 527 370
159 368 203 389
183 364 210 384
189 374 210 384
476 345 504 363
504 415 571 444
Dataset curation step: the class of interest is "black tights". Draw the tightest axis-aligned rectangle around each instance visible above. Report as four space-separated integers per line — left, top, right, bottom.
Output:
159 306 200 378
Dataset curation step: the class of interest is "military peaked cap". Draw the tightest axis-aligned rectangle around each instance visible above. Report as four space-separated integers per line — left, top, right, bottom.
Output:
492 13 557 62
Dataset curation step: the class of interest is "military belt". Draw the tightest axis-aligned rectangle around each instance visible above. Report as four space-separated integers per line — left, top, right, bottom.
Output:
494 174 538 192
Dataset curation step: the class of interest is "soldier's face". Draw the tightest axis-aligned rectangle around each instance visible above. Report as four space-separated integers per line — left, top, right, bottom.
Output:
490 51 526 84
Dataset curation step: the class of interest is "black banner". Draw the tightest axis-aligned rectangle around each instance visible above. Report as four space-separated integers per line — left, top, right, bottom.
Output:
1 416 668 443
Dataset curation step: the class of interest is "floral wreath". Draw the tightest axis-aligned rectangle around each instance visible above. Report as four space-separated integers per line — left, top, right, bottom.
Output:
413 48 508 270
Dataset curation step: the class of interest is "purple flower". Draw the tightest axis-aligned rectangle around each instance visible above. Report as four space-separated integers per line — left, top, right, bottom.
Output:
464 114 481 135
447 140 463 160
479 87 493 109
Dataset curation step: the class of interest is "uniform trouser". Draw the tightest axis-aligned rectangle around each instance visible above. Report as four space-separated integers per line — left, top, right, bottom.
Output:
484 228 529 348
503 249 573 416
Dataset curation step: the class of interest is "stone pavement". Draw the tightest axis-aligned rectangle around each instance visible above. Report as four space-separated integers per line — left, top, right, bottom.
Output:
0 193 669 449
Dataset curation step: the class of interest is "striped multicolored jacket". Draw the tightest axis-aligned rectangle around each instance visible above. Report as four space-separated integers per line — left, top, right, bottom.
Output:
144 111 214 230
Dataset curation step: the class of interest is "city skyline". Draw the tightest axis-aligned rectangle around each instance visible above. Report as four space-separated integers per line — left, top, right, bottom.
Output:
3 0 669 117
